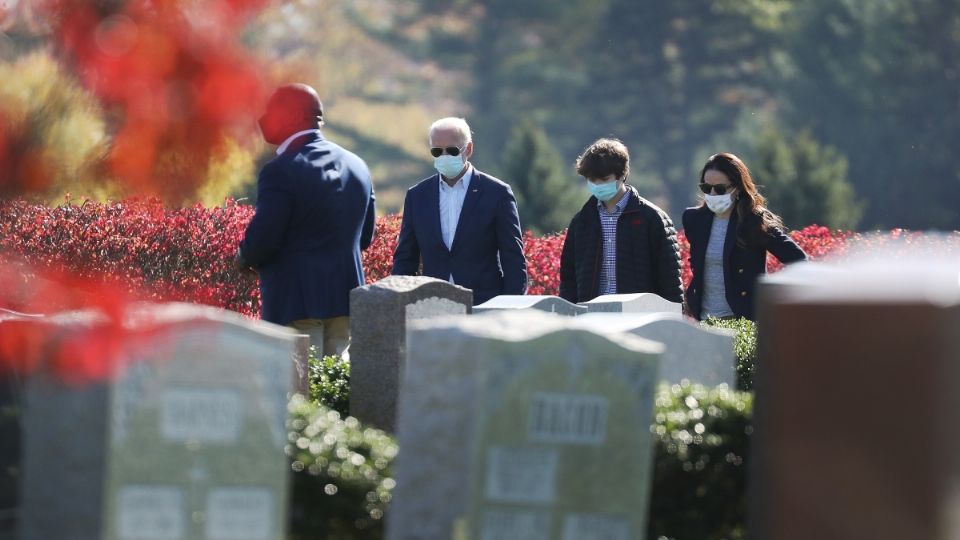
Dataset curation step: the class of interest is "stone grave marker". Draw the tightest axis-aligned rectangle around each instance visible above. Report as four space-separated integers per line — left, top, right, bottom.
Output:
473 295 587 316
0 311 40 538
17 303 296 540
580 293 682 314
751 256 960 540
387 310 662 540
350 276 473 431
576 313 736 387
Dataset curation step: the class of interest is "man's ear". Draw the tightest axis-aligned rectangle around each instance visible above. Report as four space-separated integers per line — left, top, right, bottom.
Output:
464 141 474 160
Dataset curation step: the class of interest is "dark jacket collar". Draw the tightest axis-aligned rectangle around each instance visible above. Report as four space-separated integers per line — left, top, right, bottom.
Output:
277 129 324 157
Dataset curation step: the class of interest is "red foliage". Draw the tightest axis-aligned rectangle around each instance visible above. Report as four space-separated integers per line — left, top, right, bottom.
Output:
1 0 268 198
524 230 566 296
677 229 692 289
0 197 260 315
4 198 960 381
0 201 411 319
362 214 402 283
5 201 958 314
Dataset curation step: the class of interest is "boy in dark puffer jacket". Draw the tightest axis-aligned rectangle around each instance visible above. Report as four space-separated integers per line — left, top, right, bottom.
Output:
559 138 683 304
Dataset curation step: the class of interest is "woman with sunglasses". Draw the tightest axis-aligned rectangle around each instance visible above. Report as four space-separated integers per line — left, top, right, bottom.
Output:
682 152 807 321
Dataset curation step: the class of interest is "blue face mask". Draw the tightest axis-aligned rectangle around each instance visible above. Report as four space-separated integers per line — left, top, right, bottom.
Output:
587 179 621 202
434 154 466 178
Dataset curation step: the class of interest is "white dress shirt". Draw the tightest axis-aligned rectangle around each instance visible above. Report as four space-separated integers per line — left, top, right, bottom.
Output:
276 129 321 155
438 165 473 283
438 165 473 250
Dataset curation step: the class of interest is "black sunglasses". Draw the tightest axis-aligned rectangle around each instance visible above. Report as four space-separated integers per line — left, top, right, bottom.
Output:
699 183 734 195
430 146 463 158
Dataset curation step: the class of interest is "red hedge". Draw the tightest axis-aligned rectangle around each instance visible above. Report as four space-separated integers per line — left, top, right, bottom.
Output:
1 198 948 317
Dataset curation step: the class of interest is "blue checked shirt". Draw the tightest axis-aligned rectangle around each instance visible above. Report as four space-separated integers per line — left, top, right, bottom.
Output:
597 190 631 295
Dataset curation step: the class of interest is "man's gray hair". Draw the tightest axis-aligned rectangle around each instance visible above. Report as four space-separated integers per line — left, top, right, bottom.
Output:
429 117 472 145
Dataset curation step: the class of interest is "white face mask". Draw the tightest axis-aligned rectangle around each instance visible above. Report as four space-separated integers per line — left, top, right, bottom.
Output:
434 154 466 178
704 193 734 214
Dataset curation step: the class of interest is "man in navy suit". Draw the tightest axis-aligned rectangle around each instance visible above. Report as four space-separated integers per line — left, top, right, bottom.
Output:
236 84 376 357
392 117 527 304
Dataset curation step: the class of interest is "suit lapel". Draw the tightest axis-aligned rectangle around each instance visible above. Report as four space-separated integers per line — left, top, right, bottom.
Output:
692 207 712 270
451 170 483 252
279 131 323 158
425 174 445 250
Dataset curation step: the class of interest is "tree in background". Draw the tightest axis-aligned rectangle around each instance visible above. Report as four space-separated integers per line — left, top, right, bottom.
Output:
751 125 862 230
1 0 956 227
0 51 259 205
774 0 960 229
0 2 269 205
0 51 113 200
584 0 784 216
342 0 610 179
500 120 581 234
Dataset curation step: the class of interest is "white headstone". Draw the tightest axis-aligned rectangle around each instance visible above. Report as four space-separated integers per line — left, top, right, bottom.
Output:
387 310 662 540
576 313 736 387
473 295 588 316
581 293 683 314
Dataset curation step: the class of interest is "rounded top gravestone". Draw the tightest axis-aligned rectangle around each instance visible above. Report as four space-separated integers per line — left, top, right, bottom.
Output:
349 276 474 431
389 310 665 540
580 293 683 314
472 295 588 316
16 302 300 540
575 312 736 387
358 275 473 296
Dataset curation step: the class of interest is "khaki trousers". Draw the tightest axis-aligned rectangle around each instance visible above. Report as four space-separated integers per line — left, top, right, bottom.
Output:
290 316 351 359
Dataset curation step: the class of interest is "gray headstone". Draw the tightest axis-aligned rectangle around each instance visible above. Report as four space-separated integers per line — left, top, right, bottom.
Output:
350 276 473 431
576 313 736 387
17 303 296 540
387 310 662 540
751 256 960 540
0 312 37 537
473 295 587 316
580 293 682 314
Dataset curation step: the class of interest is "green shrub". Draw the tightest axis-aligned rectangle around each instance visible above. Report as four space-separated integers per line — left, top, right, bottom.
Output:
287 395 397 540
307 348 350 417
648 382 753 540
702 317 757 391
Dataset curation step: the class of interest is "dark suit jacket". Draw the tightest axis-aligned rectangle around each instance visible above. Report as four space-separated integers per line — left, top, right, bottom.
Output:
391 168 527 305
240 131 375 325
682 205 806 321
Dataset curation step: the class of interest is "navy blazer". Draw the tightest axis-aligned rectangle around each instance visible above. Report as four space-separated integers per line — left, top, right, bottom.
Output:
682 205 806 321
240 132 375 325
391 168 528 305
